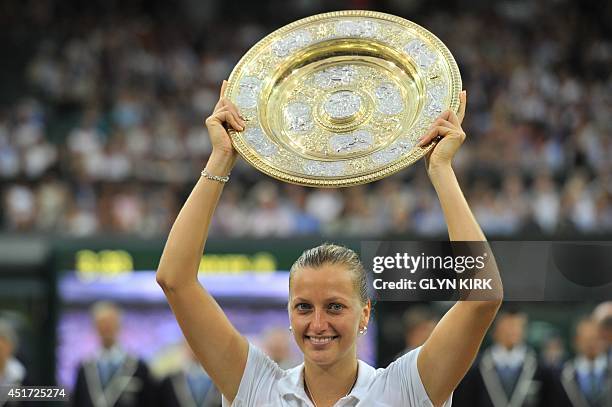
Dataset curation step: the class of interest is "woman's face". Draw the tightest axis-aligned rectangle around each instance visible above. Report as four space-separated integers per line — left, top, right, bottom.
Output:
289 264 370 367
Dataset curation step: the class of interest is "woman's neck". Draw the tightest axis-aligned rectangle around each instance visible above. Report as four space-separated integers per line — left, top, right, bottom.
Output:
303 355 359 407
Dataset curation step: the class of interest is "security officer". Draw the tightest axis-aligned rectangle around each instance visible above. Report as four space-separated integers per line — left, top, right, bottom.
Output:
72 302 154 407
157 342 221 407
554 317 611 407
454 309 554 407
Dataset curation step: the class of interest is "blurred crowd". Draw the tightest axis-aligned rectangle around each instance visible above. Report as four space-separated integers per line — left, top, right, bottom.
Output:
389 303 612 406
1 0 611 237
1 301 610 406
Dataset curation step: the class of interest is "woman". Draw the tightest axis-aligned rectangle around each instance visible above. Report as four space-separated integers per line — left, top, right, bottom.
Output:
156 81 503 406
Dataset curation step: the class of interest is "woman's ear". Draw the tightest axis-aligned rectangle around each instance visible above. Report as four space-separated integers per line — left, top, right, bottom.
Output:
362 299 371 325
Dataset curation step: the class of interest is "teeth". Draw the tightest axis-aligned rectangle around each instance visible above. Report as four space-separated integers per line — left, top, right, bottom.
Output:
308 336 336 344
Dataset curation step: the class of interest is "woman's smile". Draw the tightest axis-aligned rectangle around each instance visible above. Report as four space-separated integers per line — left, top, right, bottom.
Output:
305 334 340 346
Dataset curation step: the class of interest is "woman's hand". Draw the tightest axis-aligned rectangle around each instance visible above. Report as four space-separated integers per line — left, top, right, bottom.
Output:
205 80 245 159
418 90 467 175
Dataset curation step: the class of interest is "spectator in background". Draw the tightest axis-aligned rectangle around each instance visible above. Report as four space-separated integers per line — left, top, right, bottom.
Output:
72 302 154 407
246 182 295 237
3 184 36 231
541 335 567 376
555 317 610 407
158 342 221 407
394 306 438 359
593 302 612 363
2 0 612 238
261 327 298 370
0 320 27 406
454 309 553 407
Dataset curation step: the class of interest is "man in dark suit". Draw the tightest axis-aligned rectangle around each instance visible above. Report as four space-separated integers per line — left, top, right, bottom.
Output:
593 302 612 364
157 342 221 407
394 305 438 360
453 309 554 407
554 317 611 407
72 302 154 407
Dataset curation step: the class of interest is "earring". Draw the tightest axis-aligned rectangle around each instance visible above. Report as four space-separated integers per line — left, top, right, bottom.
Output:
289 326 293 332
358 326 368 336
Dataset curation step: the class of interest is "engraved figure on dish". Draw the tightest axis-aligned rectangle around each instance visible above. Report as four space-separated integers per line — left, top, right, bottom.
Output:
284 102 314 132
329 130 374 154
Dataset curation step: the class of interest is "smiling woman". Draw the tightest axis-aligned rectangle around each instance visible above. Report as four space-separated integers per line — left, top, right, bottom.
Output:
291 247 368 381
156 81 503 407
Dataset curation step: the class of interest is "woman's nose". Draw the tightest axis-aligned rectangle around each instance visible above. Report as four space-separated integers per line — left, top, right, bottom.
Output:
311 309 329 332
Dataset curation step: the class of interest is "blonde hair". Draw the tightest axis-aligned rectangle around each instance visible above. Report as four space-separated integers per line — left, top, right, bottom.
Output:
289 243 369 305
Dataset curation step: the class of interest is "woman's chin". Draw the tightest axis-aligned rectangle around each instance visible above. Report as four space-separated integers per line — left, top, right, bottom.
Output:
306 352 336 366
303 345 342 366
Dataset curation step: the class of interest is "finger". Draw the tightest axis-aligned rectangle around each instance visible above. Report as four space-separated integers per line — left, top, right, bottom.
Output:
214 96 225 111
418 126 458 146
213 81 229 111
440 110 452 121
207 110 244 131
431 110 451 123
418 125 453 146
212 105 230 116
216 97 246 128
447 92 466 127
220 80 228 98
219 102 246 127
224 110 245 131
224 99 245 121
230 110 245 129
448 109 460 128
457 90 467 124
419 118 455 141
432 118 455 130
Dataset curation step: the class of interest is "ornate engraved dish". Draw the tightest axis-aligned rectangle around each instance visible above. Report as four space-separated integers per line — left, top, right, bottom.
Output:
225 10 461 187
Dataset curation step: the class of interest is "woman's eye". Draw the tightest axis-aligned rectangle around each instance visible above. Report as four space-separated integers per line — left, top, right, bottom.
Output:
296 303 311 311
329 303 344 312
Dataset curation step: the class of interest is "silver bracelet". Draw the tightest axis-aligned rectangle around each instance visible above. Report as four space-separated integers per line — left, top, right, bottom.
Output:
201 169 230 183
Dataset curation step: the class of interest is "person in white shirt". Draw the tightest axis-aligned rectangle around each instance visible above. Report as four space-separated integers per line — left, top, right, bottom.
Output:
156 82 503 407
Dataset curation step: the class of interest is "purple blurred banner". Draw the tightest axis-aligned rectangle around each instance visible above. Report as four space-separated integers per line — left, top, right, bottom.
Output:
60 271 290 304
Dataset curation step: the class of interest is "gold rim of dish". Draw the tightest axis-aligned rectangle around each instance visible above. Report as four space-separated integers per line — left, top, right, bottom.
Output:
225 10 462 187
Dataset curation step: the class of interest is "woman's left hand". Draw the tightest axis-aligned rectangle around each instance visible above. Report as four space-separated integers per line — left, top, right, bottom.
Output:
418 90 467 174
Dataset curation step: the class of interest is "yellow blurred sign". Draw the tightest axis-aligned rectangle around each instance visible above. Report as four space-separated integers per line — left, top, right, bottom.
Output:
75 250 277 280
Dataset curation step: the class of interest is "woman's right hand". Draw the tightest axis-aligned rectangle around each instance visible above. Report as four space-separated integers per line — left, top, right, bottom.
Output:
204 80 245 159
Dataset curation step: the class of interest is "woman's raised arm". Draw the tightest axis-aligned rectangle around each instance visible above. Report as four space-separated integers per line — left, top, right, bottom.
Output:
156 81 248 403
416 91 503 406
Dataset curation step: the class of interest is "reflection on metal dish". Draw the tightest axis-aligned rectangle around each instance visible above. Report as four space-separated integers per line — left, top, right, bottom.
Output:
226 10 461 187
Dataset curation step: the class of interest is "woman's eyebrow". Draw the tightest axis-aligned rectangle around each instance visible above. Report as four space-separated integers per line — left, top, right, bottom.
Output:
325 297 347 302
291 296 348 303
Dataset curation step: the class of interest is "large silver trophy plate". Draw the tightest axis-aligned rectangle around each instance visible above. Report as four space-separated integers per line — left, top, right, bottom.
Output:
225 10 461 187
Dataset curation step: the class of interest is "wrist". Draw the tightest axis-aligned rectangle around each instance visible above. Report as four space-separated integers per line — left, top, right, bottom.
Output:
206 150 236 177
428 164 455 184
